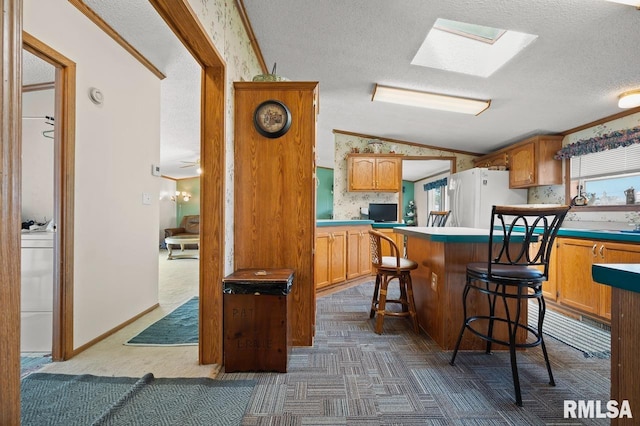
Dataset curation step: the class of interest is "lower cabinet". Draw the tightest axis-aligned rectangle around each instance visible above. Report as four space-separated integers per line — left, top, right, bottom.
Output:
377 228 405 257
347 228 371 280
315 228 347 290
555 237 640 321
315 225 372 290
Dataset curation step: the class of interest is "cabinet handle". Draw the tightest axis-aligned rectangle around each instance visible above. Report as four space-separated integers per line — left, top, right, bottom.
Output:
591 243 597 257
599 245 605 259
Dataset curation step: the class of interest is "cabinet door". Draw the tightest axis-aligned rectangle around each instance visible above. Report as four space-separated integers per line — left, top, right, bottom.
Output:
330 231 347 285
375 158 401 191
315 232 331 289
378 228 404 258
348 157 376 191
509 142 535 188
346 230 362 280
557 238 599 315
530 240 558 301
358 230 372 276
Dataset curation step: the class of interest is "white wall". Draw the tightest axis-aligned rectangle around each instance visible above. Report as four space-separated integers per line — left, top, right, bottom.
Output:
22 89 55 224
24 0 161 349
159 178 178 247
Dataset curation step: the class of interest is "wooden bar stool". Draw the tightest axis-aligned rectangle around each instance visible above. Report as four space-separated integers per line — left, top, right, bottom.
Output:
427 210 450 227
368 230 419 334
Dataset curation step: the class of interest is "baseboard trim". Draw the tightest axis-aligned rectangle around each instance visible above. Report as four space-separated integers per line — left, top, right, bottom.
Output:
71 303 160 357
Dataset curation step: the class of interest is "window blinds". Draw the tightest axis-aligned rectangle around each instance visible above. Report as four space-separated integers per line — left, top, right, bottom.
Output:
570 144 640 180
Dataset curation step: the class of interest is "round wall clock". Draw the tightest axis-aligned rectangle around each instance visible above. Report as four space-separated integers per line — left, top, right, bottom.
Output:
253 100 292 138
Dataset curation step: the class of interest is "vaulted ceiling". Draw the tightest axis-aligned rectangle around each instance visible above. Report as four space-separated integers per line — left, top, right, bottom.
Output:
26 1 640 179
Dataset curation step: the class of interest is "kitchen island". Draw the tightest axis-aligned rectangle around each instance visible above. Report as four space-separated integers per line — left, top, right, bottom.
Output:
592 264 640 425
394 227 527 350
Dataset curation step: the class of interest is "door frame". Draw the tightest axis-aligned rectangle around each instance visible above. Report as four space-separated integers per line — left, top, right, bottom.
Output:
23 31 76 362
0 1 23 421
149 0 226 365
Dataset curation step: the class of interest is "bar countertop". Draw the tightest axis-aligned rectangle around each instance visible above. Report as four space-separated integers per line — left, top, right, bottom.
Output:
394 226 493 243
592 264 640 294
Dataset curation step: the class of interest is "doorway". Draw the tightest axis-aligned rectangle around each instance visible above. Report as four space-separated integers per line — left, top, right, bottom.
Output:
22 32 76 362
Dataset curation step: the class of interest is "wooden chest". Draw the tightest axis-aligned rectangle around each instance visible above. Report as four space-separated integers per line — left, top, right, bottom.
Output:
222 269 294 373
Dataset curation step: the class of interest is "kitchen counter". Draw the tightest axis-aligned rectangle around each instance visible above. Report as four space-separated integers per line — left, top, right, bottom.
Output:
397 226 640 244
592 263 640 425
399 226 526 350
592 264 640 293
371 222 406 229
556 228 640 243
395 226 491 242
316 219 373 227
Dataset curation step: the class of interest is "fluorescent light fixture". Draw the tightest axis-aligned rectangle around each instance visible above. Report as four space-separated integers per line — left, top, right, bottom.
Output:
372 84 490 115
618 90 640 108
412 18 538 78
604 0 640 7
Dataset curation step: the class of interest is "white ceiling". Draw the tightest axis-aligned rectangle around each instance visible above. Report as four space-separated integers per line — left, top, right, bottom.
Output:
24 1 640 180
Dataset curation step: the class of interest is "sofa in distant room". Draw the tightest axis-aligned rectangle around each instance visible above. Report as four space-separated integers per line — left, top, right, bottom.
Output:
164 215 199 250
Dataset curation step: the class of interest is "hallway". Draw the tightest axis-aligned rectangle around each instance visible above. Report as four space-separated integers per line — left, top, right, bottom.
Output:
35 250 217 378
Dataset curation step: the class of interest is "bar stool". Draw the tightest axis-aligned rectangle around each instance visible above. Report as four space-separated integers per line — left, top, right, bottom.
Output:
427 210 450 227
449 205 570 406
368 230 419 334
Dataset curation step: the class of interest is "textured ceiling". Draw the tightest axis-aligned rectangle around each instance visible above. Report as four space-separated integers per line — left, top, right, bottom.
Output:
242 0 640 169
23 50 55 86
24 1 640 180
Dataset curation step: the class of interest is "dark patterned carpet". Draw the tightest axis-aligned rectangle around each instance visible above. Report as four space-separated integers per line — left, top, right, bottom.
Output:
220 281 610 425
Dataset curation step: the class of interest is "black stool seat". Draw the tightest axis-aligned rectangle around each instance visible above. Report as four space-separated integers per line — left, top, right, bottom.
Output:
450 205 570 407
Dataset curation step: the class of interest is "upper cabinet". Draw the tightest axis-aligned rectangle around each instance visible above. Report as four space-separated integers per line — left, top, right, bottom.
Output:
474 135 563 189
347 154 402 192
509 135 563 188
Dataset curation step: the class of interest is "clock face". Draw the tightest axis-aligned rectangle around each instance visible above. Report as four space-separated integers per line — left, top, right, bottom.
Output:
253 100 292 138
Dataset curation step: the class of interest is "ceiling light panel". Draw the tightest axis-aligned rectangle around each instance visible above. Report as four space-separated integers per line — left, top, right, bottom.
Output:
412 18 538 78
604 0 640 7
372 84 490 115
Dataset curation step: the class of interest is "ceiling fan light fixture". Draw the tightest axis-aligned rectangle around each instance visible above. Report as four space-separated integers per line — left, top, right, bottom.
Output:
372 84 490 115
618 90 640 108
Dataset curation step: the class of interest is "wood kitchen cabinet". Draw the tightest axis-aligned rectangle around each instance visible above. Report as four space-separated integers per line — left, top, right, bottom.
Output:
556 238 640 321
508 135 563 188
346 227 372 280
347 154 402 192
473 151 509 169
529 240 558 301
315 228 347 290
377 228 405 257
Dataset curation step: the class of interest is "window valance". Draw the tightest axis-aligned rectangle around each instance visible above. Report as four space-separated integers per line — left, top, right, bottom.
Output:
423 177 448 191
554 126 640 160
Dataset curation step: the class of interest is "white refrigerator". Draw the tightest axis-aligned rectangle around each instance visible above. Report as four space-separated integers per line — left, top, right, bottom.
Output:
447 168 528 229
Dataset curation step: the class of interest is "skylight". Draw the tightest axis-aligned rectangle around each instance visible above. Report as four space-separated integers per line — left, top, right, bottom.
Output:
412 18 538 78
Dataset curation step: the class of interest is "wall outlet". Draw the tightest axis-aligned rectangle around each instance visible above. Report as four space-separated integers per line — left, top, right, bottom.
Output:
142 192 152 205
431 272 437 291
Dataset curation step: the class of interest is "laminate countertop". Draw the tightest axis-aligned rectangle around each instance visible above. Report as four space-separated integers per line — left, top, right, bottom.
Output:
394 227 494 243
395 226 640 244
592 264 640 294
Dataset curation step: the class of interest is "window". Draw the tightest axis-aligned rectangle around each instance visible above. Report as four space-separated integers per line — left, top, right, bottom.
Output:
570 144 640 206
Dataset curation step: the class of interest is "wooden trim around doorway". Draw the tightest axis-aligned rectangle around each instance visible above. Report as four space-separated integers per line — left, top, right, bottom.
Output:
149 0 226 365
1 1 23 422
23 32 76 361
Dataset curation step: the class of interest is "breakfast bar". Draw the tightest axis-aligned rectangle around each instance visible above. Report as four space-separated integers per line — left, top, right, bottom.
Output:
592 264 640 426
394 227 527 350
